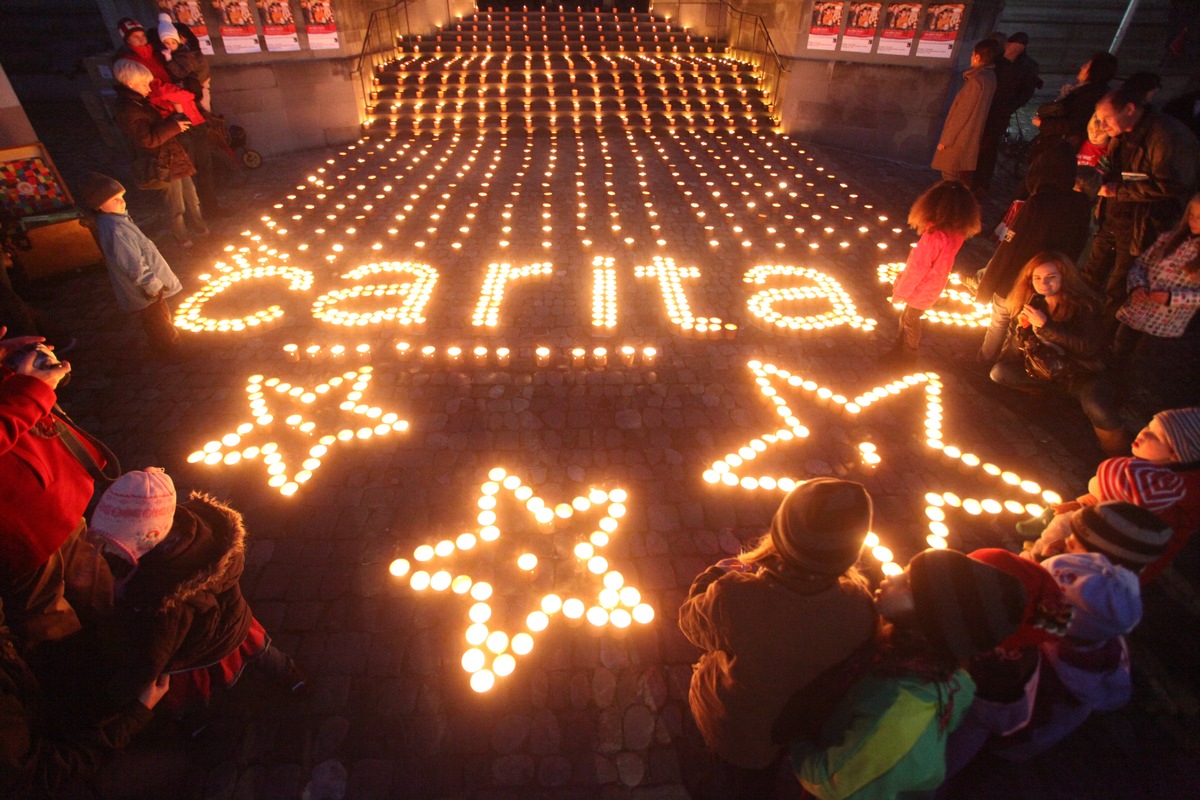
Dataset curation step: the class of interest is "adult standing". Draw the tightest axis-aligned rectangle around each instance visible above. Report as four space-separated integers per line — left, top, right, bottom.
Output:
932 40 1001 184
1083 86 1200 325
976 144 1093 362
111 59 207 248
1113 194 1200 415
975 32 1041 194
0 329 101 647
1032 52 1118 156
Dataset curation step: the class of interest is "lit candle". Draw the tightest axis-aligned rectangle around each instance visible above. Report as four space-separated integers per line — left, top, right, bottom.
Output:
535 346 551 367
642 346 657 366
283 343 299 362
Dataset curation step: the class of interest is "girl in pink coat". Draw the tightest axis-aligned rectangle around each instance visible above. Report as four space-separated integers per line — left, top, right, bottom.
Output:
885 180 981 364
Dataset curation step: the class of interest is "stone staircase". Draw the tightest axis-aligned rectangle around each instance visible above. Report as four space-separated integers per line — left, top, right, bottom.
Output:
364 8 775 133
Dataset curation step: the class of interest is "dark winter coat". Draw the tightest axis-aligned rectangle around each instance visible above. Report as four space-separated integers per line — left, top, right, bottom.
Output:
976 149 1093 301
1000 300 1108 372
1103 109 1200 256
1 606 151 799
1036 80 1110 148
101 494 252 706
112 84 195 184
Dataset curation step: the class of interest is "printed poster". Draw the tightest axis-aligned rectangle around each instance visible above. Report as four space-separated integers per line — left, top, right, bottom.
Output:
300 0 340 50
258 0 300 51
916 3 964 58
878 3 921 55
158 0 214 54
808 1 846 51
1 158 71 217
212 0 262 53
840 2 881 53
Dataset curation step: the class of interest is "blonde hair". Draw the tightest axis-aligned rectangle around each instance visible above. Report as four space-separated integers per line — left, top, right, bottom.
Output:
908 180 982 238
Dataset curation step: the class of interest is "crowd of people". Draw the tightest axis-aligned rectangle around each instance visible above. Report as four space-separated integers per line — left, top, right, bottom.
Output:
0 328 307 796
681 403 1200 797
899 33 1200 456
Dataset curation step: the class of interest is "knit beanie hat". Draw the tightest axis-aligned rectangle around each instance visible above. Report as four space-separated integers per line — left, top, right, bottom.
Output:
908 549 1028 661
157 13 180 43
76 172 124 211
1153 407 1200 463
969 548 1073 648
769 478 871 575
1068 501 1172 572
1042 553 1142 641
117 17 145 41
90 469 178 565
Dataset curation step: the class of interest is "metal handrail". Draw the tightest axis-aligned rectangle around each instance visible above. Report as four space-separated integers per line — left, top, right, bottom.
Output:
351 0 452 124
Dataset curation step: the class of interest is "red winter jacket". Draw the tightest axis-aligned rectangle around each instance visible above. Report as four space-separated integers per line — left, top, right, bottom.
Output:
0 372 101 579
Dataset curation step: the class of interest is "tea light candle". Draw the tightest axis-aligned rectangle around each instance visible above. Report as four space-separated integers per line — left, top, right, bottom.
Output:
571 347 586 368
642 346 657 366
535 346 551 367
593 347 607 367
283 343 299 362
495 347 511 366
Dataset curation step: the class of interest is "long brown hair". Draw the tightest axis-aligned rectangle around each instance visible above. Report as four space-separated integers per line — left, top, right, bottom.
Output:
908 180 982 238
1160 194 1200 273
738 530 872 594
1004 251 1098 319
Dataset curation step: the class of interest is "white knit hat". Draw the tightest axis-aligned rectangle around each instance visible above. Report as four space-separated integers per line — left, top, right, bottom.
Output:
1043 553 1142 642
90 468 178 565
157 13 180 43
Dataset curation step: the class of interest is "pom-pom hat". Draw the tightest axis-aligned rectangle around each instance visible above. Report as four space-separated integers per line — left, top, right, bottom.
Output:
769 478 872 575
117 17 145 41
1042 553 1142 641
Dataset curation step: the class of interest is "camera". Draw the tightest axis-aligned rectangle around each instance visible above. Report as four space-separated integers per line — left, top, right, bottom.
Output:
3 344 67 383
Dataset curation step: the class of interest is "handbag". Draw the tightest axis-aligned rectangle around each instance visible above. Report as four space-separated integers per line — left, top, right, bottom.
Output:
1017 328 1069 381
132 150 171 191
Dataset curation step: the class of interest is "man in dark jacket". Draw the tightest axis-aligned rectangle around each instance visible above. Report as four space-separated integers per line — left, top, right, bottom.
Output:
976 142 1093 362
1084 85 1200 323
975 32 1041 193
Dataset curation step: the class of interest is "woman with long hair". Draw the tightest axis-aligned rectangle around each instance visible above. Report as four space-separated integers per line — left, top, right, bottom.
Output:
679 479 877 799
1113 193 1200 415
990 251 1126 454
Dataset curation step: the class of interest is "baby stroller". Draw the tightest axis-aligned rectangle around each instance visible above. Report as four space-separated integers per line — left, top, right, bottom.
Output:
207 113 262 169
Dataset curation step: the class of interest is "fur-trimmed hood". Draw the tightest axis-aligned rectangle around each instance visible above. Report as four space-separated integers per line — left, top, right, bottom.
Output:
120 492 246 614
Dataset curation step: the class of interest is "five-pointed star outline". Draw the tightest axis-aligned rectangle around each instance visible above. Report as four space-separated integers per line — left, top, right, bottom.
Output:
703 360 1065 570
188 365 409 496
387 468 655 692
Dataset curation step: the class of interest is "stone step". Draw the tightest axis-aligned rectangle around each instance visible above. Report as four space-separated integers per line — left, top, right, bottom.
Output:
402 41 720 55
362 111 775 132
372 84 766 101
377 61 758 79
369 98 768 117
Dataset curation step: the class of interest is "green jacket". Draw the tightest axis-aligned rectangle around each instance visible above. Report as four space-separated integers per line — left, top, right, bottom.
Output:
791 670 975 800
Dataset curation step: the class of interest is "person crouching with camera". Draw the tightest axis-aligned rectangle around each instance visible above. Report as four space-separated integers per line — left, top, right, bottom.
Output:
988 251 1126 455
0 328 108 650
77 172 186 362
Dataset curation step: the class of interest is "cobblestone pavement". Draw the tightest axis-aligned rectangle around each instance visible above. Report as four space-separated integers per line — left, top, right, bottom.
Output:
15 97 1200 799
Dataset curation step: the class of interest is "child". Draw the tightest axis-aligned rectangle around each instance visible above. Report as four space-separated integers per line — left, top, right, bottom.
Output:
88 470 306 735
157 13 212 112
943 549 1072 781
1025 408 1200 583
885 180 982 365
679 479 877 799
988 551 1144 761
76 171 188 360
1025 500 1172 577
790 549 1026 799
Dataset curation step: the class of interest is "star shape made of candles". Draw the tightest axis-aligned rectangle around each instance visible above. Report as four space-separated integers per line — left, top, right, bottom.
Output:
387 468 655 692
702 360 1065 574
187 366 409 496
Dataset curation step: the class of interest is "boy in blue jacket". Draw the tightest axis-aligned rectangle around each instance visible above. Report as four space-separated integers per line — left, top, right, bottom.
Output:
77 172 184 359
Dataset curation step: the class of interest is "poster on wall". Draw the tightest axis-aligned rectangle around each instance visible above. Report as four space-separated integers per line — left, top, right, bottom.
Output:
257 0 300 51
807 1 846 51
877 3 921 55
158 1 214 54
839 2 881 53
211 0 262 53
300 0 340 50
915 3 964 58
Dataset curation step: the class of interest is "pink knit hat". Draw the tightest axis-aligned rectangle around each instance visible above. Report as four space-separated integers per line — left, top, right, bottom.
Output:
89 468 177 565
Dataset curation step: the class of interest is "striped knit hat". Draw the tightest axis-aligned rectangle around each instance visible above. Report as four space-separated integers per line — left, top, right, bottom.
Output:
969 548 1072 648
1153 407 1200 463
909 549 1028 661
1068 502 1171 572
769 478 871 575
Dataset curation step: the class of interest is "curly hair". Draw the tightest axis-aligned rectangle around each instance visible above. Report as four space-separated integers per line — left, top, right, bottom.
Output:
908 180 981 238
